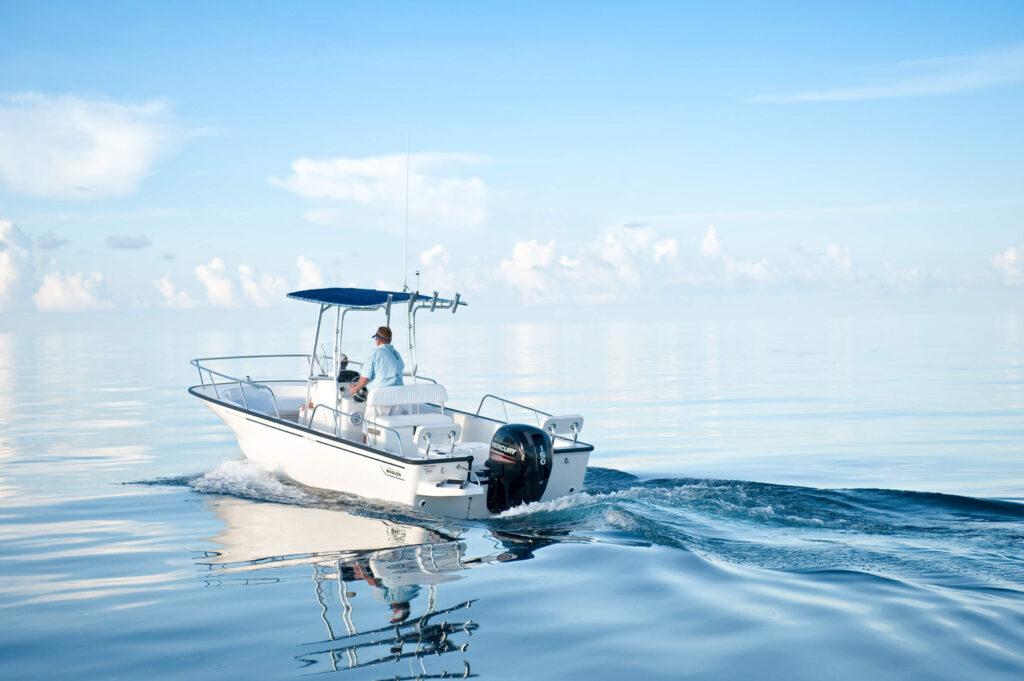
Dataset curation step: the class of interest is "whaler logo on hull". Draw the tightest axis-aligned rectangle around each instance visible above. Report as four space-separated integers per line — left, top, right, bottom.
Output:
381 465 403 480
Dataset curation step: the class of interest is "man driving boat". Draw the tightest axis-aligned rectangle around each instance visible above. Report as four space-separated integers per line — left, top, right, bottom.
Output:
350 326 405 397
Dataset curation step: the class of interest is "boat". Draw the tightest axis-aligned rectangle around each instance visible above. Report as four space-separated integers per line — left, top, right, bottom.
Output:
188 287 594 519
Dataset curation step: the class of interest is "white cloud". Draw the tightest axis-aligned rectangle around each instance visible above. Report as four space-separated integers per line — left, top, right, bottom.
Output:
754 44 1024 103
653 238 679 264
881 259 922 288
824 245 852 275
32 271 111 311
595 225 654 285
0 218 35 310
992 246 1023 285
420 244 449 268
725 258 774 283
495 226 674 303
296 256 323 290
194 257 235 307
154 275 195 308
697 226 775 284
700 226 722 260
786 244 854 283
238 264 286 307
417 244 457 292
0 93 177 199
271 152 489 229
495 240 558 301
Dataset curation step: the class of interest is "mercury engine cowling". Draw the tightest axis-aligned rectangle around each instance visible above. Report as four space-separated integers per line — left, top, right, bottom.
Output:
485 424 553 513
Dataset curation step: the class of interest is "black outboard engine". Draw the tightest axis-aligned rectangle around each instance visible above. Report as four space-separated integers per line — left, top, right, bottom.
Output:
485 424 553 513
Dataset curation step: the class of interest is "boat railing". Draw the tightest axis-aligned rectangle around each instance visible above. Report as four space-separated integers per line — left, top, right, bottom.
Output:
475 394 552 427
475 394 583 445
191 354 313 418
307 404 410 458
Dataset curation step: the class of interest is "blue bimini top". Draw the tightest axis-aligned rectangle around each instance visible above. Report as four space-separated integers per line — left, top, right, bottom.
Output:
286 287 412 307
287 287 463 309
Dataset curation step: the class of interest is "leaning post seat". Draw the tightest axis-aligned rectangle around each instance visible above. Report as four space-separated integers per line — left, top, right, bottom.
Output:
365 383 456 456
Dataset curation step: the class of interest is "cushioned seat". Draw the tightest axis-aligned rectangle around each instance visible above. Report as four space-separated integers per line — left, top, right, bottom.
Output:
374 412 454 428
367 383 448 408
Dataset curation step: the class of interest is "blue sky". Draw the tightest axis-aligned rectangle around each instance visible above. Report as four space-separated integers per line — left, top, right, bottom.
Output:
0 1 1022 322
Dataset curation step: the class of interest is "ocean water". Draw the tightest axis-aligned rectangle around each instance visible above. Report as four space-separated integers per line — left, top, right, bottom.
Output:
1 313 1023 680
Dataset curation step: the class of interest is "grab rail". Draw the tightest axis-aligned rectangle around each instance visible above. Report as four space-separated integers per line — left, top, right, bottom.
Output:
307 404 409 458
191 355 312 418
475 394 552 427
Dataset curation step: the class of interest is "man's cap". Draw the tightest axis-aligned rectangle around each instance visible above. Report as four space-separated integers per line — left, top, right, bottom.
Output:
373 326 393 342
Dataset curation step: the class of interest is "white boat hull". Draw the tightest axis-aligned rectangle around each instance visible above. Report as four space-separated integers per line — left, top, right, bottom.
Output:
192 387 592 520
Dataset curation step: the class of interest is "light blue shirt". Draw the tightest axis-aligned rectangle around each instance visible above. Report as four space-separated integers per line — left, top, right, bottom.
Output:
362 343 405 387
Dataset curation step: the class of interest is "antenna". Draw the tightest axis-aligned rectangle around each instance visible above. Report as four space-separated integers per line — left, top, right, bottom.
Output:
402 101 411 292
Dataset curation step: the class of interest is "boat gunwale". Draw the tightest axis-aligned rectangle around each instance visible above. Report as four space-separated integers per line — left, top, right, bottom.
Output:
188 385 595 468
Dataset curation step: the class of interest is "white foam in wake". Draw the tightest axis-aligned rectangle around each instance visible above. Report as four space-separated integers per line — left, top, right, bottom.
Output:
191 459 315 505
498 491 597 517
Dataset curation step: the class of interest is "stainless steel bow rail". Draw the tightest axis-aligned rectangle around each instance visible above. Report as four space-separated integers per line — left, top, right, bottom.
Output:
191 354 315 418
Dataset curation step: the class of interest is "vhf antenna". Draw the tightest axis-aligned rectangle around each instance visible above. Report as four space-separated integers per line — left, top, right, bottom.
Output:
402 101 411 292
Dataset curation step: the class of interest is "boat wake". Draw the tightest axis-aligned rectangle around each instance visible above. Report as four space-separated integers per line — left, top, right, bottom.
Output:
153 462 1024 590
496 468 1024 589
189 459 318 505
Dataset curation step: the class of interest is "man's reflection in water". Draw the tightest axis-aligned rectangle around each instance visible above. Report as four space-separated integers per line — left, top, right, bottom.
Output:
300 532 563 676
342 562 419 623
201 496 568 676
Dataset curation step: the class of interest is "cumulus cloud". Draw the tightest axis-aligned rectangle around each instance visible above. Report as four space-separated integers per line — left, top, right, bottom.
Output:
754 44 1024 103
595 225 654 285
496 225 687 302
296 256 323 290
238 264 286 307
420 244 448 268
992 246 1022 285
0 93 177 199
785 243 854 283
701 226 723 260
0 218 35 310
194 257 235 306
32 271 111 311
417 244 458 292
697 226 774 283
495 239 559 301
154 275 195 308
653 238 679 264
271 152 489 229
106 235 152 249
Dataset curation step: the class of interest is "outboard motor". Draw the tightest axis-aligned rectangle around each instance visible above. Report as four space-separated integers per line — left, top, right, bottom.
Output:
485 424 553 513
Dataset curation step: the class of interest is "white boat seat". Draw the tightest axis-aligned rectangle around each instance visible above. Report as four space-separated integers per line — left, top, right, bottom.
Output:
541 414 584 441
374 412 454 429
415 423 463 456
367 383 448 407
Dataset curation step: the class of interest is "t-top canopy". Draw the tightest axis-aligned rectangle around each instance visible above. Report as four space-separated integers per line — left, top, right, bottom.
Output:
287 287 463 308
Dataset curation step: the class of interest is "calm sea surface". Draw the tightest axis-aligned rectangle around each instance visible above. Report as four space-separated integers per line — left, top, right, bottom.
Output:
1 313 1023 680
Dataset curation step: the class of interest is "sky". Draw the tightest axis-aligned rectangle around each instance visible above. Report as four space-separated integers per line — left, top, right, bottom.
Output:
0 1 1022 326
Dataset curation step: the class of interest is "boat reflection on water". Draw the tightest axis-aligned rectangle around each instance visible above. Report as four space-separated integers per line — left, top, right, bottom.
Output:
198 497 556 677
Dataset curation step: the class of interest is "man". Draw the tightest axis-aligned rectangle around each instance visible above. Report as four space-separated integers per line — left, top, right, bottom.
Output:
350 326 405 397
